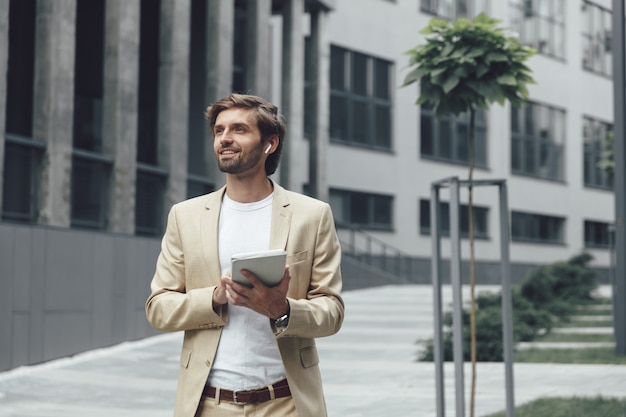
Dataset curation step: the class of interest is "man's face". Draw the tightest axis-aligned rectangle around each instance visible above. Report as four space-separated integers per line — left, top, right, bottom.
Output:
213 107 266 176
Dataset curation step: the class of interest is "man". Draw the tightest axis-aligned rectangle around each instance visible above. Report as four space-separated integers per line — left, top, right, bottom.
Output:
146 93 344 417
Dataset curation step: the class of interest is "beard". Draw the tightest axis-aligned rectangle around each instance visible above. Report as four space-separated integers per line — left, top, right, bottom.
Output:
217 142 265 175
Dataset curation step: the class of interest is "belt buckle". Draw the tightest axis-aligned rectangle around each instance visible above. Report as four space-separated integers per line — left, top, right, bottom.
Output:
232 389 248 405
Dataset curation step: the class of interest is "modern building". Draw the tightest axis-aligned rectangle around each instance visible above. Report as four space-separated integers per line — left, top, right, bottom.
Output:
0 0 616 370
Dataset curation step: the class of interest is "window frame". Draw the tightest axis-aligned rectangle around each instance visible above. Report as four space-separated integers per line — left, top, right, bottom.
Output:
511 210 565 244
329 45 393 151
330 188 394 231
135 163 167 237
581 1 613 77
509 0 566 60
511 100 566 182
419 198 490 239
2 134 45 223
420 104 488 167
584 219 613 249
583 116 613 190
420 0 490 19
70 150 113 230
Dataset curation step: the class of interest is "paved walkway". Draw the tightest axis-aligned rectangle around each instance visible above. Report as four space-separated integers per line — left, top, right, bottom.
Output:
0 285 624 417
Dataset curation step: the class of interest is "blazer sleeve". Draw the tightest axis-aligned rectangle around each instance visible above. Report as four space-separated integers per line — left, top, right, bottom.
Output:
277 203 345 339
145 204 227 332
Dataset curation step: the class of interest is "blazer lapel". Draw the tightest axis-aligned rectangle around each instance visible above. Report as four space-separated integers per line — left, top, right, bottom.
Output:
270 183 292 250
201 185 227 282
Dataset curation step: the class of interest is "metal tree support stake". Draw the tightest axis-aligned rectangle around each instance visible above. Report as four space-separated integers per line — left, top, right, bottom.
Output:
430 177 515 417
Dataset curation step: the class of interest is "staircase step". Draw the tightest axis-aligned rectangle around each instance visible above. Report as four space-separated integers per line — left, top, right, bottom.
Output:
517 341 615 350
571 315 613 321
552 327 613 335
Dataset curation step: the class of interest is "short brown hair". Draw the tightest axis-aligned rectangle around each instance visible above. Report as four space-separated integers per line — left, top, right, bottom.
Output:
205 94 286 176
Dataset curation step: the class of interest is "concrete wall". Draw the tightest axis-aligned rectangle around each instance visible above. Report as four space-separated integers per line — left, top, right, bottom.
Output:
0 223 160 372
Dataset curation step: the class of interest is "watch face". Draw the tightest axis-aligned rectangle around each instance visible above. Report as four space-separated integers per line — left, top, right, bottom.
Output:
276 314 289 328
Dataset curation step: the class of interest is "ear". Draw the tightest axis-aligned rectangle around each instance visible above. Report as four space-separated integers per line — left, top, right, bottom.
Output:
265 136 279 154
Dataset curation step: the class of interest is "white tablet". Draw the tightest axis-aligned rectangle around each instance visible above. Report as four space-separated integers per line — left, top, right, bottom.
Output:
230 249 287 288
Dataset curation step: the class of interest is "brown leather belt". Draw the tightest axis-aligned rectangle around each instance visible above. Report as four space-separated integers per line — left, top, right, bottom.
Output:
202 378 291 405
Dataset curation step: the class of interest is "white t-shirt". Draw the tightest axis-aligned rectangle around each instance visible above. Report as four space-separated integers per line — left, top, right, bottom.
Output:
207 192 286 390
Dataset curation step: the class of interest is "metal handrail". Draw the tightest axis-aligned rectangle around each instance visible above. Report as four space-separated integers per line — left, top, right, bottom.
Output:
336 222 414 281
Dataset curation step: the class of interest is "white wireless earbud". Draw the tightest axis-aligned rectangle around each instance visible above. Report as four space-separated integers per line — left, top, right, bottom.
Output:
264 144 272 154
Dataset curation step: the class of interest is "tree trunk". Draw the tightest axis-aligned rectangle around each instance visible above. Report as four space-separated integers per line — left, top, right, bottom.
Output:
468 107 477 417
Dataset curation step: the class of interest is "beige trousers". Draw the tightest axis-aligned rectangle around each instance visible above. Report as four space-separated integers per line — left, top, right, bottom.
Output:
194 395 298 417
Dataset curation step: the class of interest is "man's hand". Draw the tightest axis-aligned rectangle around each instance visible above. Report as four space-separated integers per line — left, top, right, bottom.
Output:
221 266 291 319
212 271 231 312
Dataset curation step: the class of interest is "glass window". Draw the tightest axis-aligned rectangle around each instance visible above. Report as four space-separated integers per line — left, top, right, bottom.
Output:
138 0 161 166
136 0 167 236
329 46 393 150
2 139 44 223
5 0 36 137
583 116 613 189
70 155 111 230
511 101 565 181
584 220 612 248
509 0 565 59
187 0 213 194
421 0 490 19
581 1 612 76
330 189 393 230
420 105 488 167
73 0 105 152
232 0 248 93
511 211 565 244
71 0 110 230
352 52 368 97
135 170 166 236
419 199 489 239
3 0 42 223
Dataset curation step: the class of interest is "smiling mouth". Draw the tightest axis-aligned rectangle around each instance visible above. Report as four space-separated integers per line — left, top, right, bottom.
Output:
220 149 238 157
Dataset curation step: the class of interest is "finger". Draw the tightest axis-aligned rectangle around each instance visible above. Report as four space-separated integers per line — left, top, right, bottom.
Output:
240 269 263 288
278 266 291 290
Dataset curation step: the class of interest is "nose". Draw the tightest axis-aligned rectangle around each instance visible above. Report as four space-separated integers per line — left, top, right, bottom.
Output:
217 129 234 145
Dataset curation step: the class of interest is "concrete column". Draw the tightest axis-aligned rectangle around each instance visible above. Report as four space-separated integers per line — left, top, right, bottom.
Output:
612 0 626 355
279 0 305 191
246 0 272 99
205 0 234 185
32 0 76 227
309 7 331 202
0 1 8 214
103 0 140 234
206 0 234 103
159 0 190 210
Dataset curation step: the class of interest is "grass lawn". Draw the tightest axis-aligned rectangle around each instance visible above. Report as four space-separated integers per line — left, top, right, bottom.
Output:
537 332 614 343
482 396 626 417
515 347 626 364
485 297 626 416
558 320 614 328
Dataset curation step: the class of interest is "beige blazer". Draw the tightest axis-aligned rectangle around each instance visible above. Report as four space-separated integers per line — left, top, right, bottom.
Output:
146 183 344 417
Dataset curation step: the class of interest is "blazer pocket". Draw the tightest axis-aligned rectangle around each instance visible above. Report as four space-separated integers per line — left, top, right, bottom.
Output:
180 346 192 369
287 250 308 266
299 344 319 368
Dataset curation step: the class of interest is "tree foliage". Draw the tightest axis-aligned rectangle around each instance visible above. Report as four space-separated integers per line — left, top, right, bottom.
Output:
419 253 599 362
403 13 535 116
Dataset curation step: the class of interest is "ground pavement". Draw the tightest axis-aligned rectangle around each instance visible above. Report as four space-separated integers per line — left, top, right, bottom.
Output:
0 285 624 417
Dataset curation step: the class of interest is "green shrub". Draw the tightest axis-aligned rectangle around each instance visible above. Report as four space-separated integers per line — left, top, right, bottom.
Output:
418 252 598 362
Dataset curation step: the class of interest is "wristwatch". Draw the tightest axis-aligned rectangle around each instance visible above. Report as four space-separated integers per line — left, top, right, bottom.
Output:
274 313 290 332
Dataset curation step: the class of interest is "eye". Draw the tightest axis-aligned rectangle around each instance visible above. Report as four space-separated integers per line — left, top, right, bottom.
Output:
235 126 245 133
214 127 224 135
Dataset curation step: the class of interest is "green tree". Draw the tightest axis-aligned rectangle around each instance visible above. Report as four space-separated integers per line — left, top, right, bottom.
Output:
403 13 535 417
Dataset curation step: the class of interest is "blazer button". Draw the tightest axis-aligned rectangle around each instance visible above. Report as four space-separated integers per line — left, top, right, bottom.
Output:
205 360 211 367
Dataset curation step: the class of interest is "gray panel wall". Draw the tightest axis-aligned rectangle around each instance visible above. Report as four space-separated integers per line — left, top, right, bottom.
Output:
0 223 161 372
1 222 611 371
